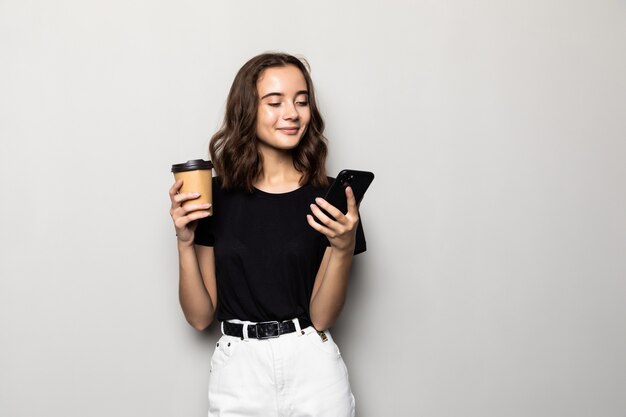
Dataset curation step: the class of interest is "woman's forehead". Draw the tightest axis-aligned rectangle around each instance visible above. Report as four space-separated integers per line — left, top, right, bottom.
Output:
257 65 308 94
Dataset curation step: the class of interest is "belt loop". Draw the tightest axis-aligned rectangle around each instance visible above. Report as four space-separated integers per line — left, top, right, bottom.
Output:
242 323 249 341
292 318 303 336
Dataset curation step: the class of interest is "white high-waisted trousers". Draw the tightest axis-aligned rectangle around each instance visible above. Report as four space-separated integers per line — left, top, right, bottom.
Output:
208 319 355 417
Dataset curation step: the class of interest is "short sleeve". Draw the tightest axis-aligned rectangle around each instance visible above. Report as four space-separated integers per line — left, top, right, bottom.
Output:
193 176 219 246
193 215 215 246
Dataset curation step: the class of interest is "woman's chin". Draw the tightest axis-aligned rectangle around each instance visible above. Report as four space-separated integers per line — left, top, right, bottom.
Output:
258 138 302 152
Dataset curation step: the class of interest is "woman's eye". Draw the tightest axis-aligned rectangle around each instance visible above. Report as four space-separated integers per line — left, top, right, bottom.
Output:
268 103 281 107
295 95 309 106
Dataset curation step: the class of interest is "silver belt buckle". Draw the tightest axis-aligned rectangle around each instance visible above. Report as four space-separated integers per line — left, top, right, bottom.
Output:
256 321 280 339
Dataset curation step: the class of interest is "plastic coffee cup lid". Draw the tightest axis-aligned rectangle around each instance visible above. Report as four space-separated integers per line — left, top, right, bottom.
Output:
171 159 214 173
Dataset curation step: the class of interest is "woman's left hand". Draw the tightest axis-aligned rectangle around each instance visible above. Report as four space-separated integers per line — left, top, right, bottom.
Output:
307 186 359 254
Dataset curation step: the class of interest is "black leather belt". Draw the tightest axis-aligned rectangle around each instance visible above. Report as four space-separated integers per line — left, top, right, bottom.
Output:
222 319 306 339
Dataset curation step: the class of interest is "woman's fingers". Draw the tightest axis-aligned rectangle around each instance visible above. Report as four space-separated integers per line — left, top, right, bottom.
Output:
308 202 341 238
311 186 360 228
313 186 358 223
308 186 359 238
180 202 211 214
171 202 211 219
309 203 335 228
169 179 183 199
173 192 201 206
169 180 204 207
313 197 345 223
345 186 358 216
172 204 211 217
173 207 211 240
306 214 335 237
169 180 211 243
308 188 360 252
175 209 211 228
169 186 211 222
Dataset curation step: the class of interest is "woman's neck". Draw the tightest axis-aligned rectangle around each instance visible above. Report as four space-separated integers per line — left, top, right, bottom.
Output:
254 145 303 193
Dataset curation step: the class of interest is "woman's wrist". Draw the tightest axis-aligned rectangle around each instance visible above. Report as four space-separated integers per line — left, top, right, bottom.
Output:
177 237 195 250
330 245 355 260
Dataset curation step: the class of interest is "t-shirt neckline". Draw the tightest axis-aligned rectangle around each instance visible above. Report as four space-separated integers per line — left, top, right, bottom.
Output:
252 184 308 199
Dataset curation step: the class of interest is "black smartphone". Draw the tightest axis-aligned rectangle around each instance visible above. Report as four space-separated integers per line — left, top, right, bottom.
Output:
314 169 374 222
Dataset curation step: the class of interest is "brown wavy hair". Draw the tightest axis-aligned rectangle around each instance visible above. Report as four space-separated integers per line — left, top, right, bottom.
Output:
209 52 329 192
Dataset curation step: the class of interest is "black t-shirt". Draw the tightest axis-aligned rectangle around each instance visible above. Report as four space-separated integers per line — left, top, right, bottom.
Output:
194 176 366 326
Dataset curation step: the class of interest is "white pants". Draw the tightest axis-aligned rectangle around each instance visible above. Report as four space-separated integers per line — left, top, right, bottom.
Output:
208 320 356 417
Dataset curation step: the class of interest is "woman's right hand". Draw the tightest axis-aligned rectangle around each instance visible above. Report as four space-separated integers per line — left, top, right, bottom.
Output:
169 179 212 245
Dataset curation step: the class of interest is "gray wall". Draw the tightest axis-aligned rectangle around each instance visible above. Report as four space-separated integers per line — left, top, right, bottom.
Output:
1 1 625 416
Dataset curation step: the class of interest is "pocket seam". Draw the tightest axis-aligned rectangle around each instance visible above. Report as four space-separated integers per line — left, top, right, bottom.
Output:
304 330 341 358
210 337 243 372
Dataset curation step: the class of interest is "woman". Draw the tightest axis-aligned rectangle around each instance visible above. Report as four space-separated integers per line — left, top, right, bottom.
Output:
168 52 366 416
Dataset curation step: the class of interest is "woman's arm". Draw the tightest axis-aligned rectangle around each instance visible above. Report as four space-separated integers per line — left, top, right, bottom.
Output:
170 180 217 331
307 186 359 330
177 242 217 330
309 247 354 330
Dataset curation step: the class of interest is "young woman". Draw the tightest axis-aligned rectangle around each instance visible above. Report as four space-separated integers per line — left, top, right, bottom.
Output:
168 52 366 416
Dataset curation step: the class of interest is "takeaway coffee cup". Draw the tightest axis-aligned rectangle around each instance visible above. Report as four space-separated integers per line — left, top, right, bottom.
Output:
171 159 214 215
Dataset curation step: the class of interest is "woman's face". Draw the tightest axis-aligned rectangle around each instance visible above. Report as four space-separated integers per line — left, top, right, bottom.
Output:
255 65 311 152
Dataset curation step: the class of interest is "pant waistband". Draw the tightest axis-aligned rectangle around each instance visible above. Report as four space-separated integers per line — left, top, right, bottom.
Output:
221 318 308 340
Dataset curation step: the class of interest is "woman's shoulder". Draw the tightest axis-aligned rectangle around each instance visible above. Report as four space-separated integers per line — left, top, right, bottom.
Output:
212 176 234 192
302 176 334 198
211 176 252 197
211 176 232 198
211 176 222 194
322 176 335 191
305 176 333 190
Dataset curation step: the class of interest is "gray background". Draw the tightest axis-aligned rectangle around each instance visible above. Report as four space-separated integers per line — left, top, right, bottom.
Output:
1 0 625 416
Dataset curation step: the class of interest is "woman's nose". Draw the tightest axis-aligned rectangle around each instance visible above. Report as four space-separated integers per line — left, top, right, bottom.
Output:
283 102 299 120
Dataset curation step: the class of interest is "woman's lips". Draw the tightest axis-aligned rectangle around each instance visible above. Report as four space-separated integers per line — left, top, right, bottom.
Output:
277 127 300 134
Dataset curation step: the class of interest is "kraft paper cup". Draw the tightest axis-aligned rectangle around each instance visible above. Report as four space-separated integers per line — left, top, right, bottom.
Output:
171 159 214 215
